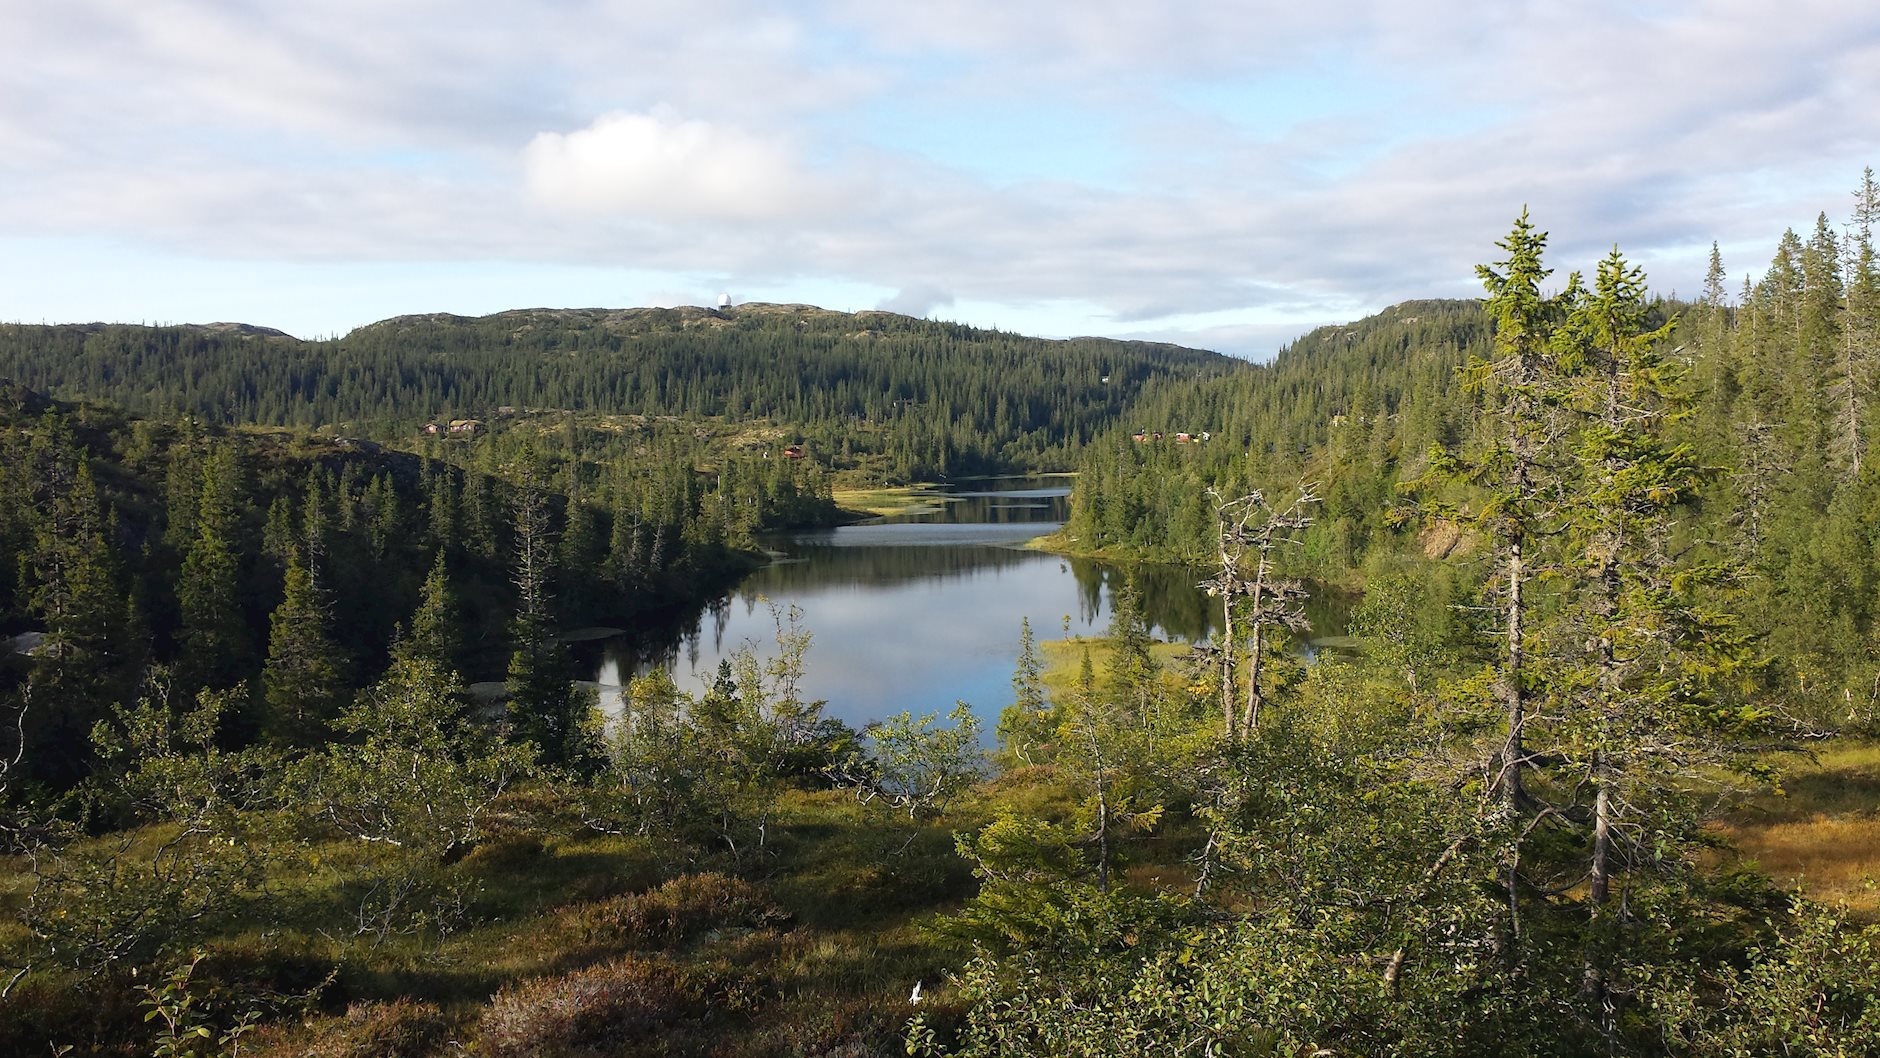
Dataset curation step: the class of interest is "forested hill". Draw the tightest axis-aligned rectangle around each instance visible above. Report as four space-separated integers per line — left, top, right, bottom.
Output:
1125 297 1486 461
1064 298 1494 564
0 303 1246 480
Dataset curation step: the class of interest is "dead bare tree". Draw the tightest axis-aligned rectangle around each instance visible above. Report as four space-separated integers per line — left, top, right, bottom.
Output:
1201 484 1319 736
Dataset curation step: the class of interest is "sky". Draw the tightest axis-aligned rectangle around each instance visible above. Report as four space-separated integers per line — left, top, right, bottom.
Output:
2 1 1877 359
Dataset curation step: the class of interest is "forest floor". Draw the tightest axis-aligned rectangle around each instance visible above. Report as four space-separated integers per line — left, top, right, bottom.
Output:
1718 740 1880 917
1 788 977 1058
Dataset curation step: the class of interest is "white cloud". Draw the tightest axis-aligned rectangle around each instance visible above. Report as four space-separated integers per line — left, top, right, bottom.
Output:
1114 320 1340 362
522 109 835 222
2 1 1878 346
876 285 955 317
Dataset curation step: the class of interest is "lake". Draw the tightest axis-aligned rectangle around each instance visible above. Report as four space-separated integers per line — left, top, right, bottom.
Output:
580 478 1343 731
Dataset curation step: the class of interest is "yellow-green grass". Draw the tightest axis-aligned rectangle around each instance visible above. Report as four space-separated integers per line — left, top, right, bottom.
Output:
1021 528 1174 564
1719 741 1880 916
1037 636 1195 699
1022 527 1105 556
831 484 950 518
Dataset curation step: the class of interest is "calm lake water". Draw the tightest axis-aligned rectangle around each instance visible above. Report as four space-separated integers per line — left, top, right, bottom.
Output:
581 478 1343 731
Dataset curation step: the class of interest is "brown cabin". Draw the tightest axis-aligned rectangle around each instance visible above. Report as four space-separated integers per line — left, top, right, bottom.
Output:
782 444 805 459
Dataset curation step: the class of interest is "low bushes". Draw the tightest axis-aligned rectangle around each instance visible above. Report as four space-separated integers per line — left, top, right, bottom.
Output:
477 956 697 1058
554 872 787 956
304 999 452 1058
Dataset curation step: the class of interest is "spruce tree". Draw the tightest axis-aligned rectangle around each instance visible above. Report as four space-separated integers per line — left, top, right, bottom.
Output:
1406 212 1580 962
261 494 296 566
606 483 643 589
263 547 346 745
364 472 400 560
425 463 457 553
396 549 462 673
504 450 590 769
301 468 329 579
160 421 203 553
176 444 249 691
1507 247 1758 1028
1470 210 1567 827
23 443 128 783
995 617 1054 766
1105 580 1158 725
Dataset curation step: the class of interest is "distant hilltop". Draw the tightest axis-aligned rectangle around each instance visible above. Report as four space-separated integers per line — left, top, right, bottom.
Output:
352 302 931 340
2 303 940 345
0 301 1247 469
5 319 301 340
2 301 1245 353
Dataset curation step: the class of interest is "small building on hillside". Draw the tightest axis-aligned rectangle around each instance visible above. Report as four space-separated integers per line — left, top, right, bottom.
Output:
449 419 483 435
782 444 805 459
421 422 443 436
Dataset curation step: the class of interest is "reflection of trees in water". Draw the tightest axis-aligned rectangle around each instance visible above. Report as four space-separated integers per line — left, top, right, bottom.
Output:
1067 558 1351 646
1302 590 1354 642
870 489 1071 527
1066 558 1219 643
748 543 1042 591
575 536 1355 706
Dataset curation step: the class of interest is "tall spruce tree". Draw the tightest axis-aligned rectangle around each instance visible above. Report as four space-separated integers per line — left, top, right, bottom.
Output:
505 449 589 769
176 443 249 691
425 463 457 553
995 617 1054 766
22 439 128 784
396 550 462 674
263 547 345 746
1548 250 1731 1014
1405 213 1584 962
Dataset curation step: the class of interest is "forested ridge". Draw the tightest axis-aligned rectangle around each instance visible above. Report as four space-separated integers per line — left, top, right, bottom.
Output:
1062 297 1491 566
0 303 1243 481
6 177 1880 1057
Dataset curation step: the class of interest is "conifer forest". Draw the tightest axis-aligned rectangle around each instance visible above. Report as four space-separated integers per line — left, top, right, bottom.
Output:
5 177 1880 1057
